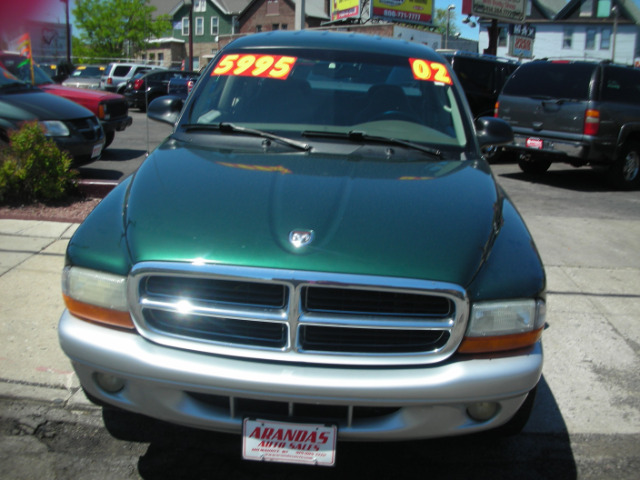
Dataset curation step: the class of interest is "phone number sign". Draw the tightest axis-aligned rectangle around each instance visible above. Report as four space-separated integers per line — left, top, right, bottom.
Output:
508 24 535 58
371 0 433 26
471 0 526 22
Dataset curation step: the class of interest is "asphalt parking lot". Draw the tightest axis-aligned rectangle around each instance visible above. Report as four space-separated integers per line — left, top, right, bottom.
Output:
1 110 638 478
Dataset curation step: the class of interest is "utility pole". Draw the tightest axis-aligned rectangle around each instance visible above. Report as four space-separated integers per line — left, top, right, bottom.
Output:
295 0 305 30
189 1 194 70
60 0 71 64
611 5 619 63
445 4 455 49
484 19 499 56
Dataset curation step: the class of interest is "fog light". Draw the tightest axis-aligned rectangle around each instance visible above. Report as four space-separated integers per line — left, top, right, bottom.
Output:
467 402 499 422
95 372 126 394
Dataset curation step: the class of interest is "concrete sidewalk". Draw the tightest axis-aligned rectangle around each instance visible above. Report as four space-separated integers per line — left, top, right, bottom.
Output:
0 219 92 409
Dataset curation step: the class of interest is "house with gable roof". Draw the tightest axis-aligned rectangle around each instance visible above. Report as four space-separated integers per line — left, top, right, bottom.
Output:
146 0 329 69
144 0 250 69
478 0 640 65
235 0 329 35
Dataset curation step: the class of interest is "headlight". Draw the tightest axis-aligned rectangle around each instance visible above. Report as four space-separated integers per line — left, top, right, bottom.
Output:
458 299 545 354
62 266 134 329
39 120 70 137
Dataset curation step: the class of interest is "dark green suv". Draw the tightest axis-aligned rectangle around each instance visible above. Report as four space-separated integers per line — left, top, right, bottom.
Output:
59 31 545 460
496 60 640 189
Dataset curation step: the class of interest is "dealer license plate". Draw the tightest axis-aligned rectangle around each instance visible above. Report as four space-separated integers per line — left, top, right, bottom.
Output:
242 418 337 466
526 137 544 149
91 143 103 159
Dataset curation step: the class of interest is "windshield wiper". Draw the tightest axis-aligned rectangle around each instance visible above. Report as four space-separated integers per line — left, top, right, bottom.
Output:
302 130 442 159
182 122 311 151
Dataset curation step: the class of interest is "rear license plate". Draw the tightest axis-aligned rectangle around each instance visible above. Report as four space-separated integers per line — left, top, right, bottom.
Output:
91 143 103 158
242 418 337 466
526 137 544 149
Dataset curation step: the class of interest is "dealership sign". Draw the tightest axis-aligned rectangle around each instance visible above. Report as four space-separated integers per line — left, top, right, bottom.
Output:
470 0 526 22
331 0 360 21
371 0 434 26
509 23 535 58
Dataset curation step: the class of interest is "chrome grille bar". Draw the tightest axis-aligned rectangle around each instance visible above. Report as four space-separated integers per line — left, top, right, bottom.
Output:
128 262 469 366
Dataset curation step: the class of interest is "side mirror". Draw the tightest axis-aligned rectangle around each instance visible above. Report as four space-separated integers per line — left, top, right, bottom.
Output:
475 117 513 148
147 96 184 126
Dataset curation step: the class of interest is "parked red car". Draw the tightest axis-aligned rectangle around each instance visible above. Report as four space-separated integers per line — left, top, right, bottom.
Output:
0 52 132 149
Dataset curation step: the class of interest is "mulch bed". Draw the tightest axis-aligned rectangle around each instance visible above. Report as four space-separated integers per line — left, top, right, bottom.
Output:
0 196 102 223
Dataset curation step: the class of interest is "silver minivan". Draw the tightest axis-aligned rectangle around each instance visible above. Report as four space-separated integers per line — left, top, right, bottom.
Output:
100 63 163 93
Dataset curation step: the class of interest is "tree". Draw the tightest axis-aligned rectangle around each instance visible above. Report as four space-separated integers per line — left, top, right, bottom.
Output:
73 0 171 61
433 8 459 37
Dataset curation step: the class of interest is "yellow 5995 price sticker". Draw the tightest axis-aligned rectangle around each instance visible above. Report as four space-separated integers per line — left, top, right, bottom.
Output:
409 59 453 85
213 54 297 80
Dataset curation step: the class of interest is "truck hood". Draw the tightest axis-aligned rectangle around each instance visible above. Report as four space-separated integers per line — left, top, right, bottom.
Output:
40 83 123 111
122 141 503 286
0 88 95 121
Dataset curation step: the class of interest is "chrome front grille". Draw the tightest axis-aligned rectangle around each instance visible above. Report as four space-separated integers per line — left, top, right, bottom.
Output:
128 263 469 366
303 286 452 316
299 325 448 353
144 276 288 308
67 116 102 141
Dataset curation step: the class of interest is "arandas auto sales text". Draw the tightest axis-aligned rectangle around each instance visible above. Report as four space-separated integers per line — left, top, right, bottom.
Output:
247 426 331 451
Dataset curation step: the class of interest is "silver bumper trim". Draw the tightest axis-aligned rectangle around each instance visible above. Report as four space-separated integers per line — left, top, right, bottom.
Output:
60 311 542 440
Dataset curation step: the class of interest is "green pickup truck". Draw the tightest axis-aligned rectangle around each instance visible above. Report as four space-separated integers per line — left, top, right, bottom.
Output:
59 31 546 466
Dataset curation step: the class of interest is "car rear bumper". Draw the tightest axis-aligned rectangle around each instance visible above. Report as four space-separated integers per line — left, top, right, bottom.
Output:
510 133 589 158
506 132 613 165
125 91 160 109
59 310 543 441
100 84 119 92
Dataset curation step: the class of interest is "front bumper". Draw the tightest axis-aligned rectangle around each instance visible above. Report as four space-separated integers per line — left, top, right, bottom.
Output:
54 135 104 163
100 115 133 134
59 311 543 441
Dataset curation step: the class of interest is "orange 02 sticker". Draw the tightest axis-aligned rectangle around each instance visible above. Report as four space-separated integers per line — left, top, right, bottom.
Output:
409 59 453 85
212 54 297 80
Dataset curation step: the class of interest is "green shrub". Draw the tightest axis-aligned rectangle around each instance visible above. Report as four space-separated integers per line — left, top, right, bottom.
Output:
0 122 77 203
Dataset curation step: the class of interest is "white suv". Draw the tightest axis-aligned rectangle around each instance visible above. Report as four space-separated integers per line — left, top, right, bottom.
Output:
100 63 163 93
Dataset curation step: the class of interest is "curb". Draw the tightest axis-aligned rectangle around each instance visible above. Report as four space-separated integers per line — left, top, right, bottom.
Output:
77 179 118 198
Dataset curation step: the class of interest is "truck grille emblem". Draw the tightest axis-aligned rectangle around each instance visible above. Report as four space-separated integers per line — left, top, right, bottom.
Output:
289 230 314 248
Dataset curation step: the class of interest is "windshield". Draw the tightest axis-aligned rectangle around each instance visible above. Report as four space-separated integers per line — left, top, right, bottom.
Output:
0 65 26 87
185 48 468 148
70 66 105 78
0 55 53 86
502 62 597 100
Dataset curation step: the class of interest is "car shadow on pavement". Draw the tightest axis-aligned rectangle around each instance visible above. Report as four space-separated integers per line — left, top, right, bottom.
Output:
100 148 148 162
99 376 577 479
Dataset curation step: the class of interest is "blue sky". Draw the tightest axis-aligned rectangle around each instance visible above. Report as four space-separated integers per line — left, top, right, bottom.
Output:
438 0 481 41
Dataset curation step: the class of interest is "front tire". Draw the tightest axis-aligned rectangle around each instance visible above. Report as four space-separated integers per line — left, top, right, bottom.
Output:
608 141 640 190
104 131 115 149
